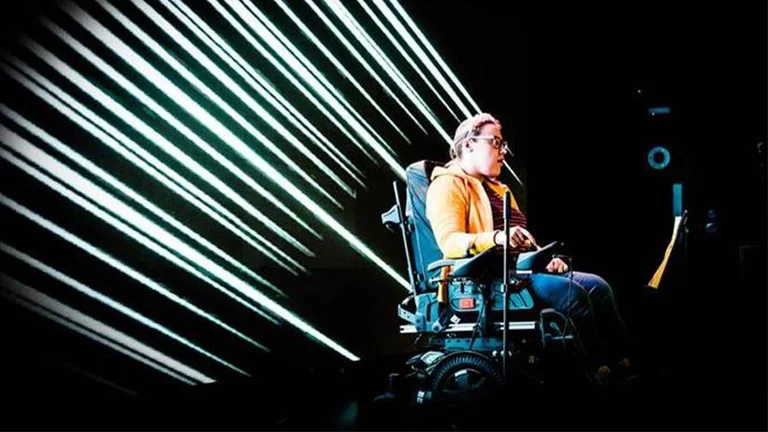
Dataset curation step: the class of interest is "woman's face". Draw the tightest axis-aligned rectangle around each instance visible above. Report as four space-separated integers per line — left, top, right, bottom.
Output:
465 123 506 178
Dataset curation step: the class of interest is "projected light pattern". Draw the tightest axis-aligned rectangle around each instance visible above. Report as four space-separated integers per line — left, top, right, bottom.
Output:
56 361 139 396
234 0 399 156
0 128 280 325
385 0 483 115
35 21 322 245
1 104 280 292
1 275 212 385
321 0 439 125
1 243 250 377
273 0 423 139
162 0 368 188
99 0 347 208
0 0 491 384
355 0 460 123
0 193 268 350
133 0 359 199
0 59 308 277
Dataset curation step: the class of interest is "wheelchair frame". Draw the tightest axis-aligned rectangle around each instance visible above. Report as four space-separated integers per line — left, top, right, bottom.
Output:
381 163 591 394
382 178 578 354
372 161 639 424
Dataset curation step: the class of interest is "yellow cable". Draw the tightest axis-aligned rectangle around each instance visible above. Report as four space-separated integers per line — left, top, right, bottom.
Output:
648 215 684 289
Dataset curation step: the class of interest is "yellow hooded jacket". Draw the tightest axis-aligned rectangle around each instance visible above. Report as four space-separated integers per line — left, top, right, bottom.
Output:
425 163 521 301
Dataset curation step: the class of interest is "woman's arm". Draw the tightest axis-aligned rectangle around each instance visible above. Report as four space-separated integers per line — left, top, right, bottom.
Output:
425 176 497 258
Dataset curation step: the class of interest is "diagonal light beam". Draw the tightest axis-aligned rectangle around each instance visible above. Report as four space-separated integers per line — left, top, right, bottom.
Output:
130 0 356 198
205 0 379 164
386 0 483 115
0 242 250 377
0 276 209 385
53 359 138 396
323 0 434 114
25 25 322 247
101 0 348 207
319 0 450 144
0 54 308 276
0 192 268 351
370 0 472 120
274 0 426 137
0 140 281 326
54 3 410 294
236 0 400 157
159 0 367 189
2 138 362 360
253 0 412 145
1 102 286 296
355 0 461 123
218 0 407 177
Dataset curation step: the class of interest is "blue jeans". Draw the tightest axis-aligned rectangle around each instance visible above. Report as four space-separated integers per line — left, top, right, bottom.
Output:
529 271 629 365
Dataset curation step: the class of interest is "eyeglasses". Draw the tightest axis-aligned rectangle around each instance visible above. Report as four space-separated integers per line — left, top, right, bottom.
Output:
470 135 510 154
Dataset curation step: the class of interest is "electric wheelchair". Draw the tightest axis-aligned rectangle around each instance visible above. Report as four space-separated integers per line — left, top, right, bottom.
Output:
377 160 600 423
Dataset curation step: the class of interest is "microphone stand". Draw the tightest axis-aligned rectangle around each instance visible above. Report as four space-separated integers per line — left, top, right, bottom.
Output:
502 191 510 380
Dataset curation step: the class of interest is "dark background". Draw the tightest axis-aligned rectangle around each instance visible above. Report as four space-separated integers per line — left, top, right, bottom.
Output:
0 0 765 430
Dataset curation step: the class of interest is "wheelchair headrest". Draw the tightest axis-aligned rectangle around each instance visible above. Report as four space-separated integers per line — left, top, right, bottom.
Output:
405 160 440 215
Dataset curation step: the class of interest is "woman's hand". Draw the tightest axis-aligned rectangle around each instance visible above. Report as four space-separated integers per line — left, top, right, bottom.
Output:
546 257 569 273
494 226 537 251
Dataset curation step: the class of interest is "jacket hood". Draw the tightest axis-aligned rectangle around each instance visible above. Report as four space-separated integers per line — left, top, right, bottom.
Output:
431 163 477 182
431 163 510 192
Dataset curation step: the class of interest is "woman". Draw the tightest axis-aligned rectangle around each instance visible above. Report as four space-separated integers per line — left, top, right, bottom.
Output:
425 112 631 379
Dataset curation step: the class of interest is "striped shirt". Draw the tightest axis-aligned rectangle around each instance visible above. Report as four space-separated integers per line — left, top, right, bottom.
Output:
482 181 527 231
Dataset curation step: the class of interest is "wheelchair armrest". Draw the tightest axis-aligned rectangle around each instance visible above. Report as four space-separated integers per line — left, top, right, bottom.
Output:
426 257 471 272
427 259 456 272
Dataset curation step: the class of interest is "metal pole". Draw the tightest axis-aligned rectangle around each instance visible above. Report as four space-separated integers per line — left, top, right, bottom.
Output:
502 191 510 379
393 181 416 292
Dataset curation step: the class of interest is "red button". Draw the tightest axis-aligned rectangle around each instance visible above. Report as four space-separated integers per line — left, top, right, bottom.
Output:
459 298 475 309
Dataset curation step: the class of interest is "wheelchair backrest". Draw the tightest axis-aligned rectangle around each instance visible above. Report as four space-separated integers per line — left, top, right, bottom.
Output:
404 160 445 294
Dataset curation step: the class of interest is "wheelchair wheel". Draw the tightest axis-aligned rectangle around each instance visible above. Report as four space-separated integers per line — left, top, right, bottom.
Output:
429 352 504 409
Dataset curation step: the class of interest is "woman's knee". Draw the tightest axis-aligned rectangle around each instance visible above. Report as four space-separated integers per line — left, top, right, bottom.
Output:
530 274 589 314
573 272 614 300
